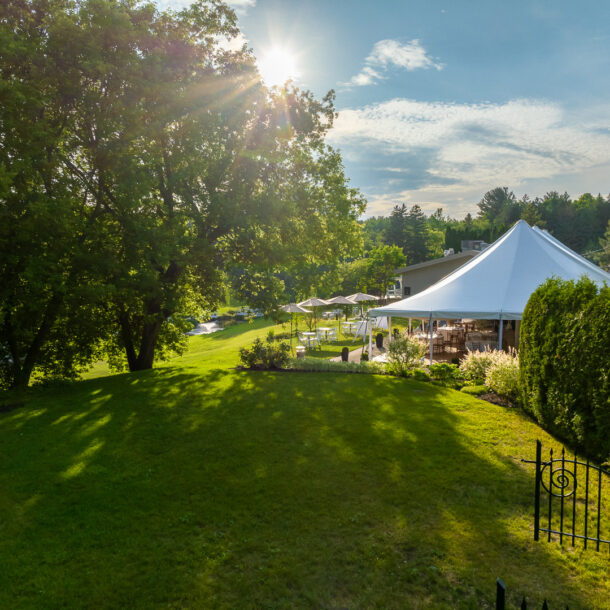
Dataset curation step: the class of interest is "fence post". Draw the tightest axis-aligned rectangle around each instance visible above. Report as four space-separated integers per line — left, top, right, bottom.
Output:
496 578 506 610
534 439 541 541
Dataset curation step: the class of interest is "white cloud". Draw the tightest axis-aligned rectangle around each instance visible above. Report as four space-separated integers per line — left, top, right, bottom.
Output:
216 32 248 53
329 98 610 216
343 39 443 87
155 0 256 15
227 0 256 14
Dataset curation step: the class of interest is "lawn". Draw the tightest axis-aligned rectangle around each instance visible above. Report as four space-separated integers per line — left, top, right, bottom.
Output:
1 321 609 608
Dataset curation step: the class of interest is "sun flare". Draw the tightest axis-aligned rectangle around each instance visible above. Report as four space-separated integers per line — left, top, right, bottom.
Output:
258 46 299 88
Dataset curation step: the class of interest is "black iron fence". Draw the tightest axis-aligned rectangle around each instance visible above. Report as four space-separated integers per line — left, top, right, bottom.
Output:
522 440 609 552
495 578 561 609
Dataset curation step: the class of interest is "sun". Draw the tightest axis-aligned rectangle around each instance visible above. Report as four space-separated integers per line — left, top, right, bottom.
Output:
258 46 299 88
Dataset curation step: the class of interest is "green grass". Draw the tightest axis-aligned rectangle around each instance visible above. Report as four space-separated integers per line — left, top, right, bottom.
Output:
289 319 366 359
1 321 609 608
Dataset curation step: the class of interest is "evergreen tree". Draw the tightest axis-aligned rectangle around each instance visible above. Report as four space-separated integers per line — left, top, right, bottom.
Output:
404 204 430 264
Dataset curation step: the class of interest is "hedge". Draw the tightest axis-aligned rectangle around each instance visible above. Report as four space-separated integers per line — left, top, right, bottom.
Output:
520 277 610 462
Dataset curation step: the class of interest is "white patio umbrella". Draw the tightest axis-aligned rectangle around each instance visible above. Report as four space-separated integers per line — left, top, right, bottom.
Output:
326 295 357 337
281 303 311 351
298 297 328 331
326 295 357 306
346 292 379 317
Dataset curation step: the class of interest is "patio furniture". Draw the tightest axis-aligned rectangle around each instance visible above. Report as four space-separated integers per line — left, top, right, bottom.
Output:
298 331 320 350
281 303 312 353
342 321 357 335
316 326 334 342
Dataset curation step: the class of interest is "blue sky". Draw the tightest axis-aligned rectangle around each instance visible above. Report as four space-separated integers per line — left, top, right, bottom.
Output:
157 0 610 218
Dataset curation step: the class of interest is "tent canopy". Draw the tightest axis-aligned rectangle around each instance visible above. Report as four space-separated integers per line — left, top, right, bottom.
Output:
369 220 610 321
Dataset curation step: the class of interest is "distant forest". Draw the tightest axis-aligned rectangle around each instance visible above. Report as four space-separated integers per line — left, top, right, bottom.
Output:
262 187 610 301
361 187 610 266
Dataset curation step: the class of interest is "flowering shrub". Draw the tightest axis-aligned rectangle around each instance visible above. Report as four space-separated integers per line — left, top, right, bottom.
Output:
458 348 498 384
484 349 520 403
386 335 426 377
239 338 290 369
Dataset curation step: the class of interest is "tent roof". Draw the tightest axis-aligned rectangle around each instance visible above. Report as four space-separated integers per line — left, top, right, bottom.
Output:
369 220 610 320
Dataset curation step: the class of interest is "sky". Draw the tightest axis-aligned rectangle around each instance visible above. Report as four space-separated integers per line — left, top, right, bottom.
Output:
156 0 610 219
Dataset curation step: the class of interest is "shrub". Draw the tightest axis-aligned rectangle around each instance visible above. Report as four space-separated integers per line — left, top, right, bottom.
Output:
520 277 610 462
239 337 290 369
412 368 431 382
429 362 462 386
386 335 426 377
459 348 497 384
288 357 385 375
484 349 520 403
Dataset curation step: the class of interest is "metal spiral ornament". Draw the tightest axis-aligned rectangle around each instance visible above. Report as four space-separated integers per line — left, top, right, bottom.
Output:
540 461 577 498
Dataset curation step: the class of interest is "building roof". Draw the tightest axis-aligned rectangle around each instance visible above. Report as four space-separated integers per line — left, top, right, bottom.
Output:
394 249 479 275
371 220 610 320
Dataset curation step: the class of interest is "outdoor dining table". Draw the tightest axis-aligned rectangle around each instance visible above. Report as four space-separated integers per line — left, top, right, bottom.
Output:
317 327 333 341
438 326 464 337
301 331 318 348
341 321 357 334
415 332 442 341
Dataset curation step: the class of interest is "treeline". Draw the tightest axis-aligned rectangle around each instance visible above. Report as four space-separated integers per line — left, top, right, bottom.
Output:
362 187 610 264
274 188 610 304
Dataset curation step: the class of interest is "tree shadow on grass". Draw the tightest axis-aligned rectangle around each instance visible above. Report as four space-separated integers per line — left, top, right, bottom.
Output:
0 368 608 608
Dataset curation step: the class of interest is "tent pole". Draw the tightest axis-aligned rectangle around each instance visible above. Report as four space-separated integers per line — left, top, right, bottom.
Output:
388 316 392 342
408 317 412 334
498 315 503 351
368 320 373 359
429 313 433 365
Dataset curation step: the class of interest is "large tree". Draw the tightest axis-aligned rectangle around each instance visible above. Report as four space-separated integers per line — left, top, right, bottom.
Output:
0 0 113 388
477 186 518 232
365 245 406 296
0 0 365 384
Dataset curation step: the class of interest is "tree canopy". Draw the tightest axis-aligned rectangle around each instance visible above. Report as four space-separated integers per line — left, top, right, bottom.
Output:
0 0 365 387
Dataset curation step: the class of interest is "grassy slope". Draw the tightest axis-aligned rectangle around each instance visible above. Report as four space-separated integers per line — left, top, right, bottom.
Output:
1 321 609 609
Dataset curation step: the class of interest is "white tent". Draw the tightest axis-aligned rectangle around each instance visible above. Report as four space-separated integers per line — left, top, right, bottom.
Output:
369 220 610 321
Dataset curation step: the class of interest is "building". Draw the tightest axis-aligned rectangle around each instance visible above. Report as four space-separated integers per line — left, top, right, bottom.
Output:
386 250 480 298
460 239 489 251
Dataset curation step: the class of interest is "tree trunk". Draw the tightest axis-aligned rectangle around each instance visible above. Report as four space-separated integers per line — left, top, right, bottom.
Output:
123 262 182 372
10 293 63 389
133 318 163 371
118 310 138 371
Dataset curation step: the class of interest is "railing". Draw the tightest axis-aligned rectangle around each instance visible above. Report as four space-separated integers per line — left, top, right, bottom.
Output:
495 578 559 609
522 440 609 552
